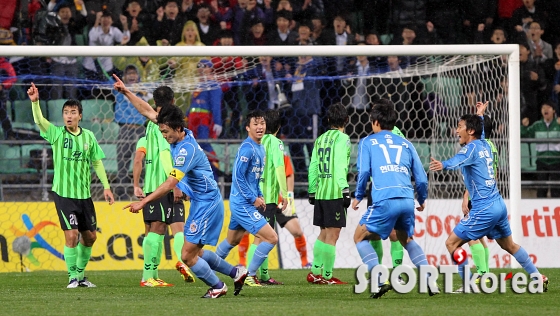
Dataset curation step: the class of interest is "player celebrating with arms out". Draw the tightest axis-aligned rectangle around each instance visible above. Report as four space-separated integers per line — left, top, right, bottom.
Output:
123 105 248 298
352 100 432 298
307 103 351 285
429 101 549 292
215 110 283 286
28 83 114 288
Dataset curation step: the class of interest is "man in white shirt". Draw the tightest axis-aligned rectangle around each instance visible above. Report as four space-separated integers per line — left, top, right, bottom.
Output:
83 10 130 81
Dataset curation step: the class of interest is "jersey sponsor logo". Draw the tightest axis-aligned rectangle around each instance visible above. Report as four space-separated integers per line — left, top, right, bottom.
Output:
240 156 249 162
379 165 409 175
189 221 197 233
459 147 468 154
175 156 186 166
72 151 82 158
179 148 187 155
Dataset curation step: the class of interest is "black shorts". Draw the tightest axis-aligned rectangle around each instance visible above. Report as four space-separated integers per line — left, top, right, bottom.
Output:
275 212 297 228
314 199 346 228
52 192 97 232
143 191 185 224
260 203 280 227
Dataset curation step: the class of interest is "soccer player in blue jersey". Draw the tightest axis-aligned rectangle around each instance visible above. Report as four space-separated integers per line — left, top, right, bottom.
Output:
121 101 248 299
351 100 432 299
215 110 283 286
429 101 549 292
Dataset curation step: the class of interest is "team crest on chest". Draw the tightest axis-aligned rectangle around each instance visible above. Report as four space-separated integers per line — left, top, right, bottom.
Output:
83 143 89 151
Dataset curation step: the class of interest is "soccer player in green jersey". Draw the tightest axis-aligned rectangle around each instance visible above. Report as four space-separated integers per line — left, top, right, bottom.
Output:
246 109 289 285
28 83 115 288
113 75 193 287
307 103 351 285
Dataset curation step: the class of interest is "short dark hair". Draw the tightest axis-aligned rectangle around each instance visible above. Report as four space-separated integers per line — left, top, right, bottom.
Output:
101 10 112 18
327 103 348 128
245 109 266 127
153 86 174 108
370 99 397 130
124 64 138 73
57 3 72 12
62 99 83 115
519 41 531 52
156 103 185 131
265 109 281 134
460 114 483 139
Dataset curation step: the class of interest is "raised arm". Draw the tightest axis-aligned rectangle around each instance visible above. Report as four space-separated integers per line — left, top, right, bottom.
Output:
112 74 158 122
27 83 50 133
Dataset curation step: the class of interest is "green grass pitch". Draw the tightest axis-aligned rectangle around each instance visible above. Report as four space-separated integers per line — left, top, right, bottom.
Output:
0 268 557 316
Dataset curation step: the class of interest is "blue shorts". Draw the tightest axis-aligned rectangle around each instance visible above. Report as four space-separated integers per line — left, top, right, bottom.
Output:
360 198 415 240
184 197 224 246
228 201 268 235
454 198 511 241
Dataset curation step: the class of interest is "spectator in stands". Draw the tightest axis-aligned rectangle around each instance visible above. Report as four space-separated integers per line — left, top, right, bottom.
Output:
0 54 17 140
242 19 268 45
245 56 279 112
462 0 497 43
427 0 464 44
526 21 552 65
544 42 560 106
83 10 130 81
50 3 87 99
511 0 546 39
196 4 220 46
121 0 152 46
113 37 160 83
310 14 332 45
267 10 298 45
519 41 547 124
475 25 508 44
291 0 325 22
342 42 379 139
187 59 223 179
151 0 186 46
213 0 272 46
521 101 560 198
168 20 204 84
390 0 427 36
288 55 324 179
112 64 150 199
497 0 523 31
179 0 199 22
296 21 314 45
364 30 388 71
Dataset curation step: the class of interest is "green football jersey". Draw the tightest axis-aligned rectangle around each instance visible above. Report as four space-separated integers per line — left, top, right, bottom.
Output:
143 121 171 193
260 134 285 204
308 129 351 200
136 136 146 152
42 124 105 199
486 139 499 174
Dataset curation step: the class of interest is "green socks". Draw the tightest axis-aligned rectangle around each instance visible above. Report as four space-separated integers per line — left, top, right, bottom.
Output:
470 243 488 274
76 243 92 281
484 246 490 273
390 241 404 268
246 243 270 281
64 246 78 281
143 232 162 281
370 240 384 263
173 232 185 263
322 243 336 280
153 234 164 279
311 240 325 275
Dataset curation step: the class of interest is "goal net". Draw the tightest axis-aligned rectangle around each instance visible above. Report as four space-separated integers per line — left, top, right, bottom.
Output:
0 45 520 272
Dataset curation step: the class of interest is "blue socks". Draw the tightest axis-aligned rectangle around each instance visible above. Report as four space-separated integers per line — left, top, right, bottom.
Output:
404 240 428 268
248 242 274 276
356 240 379 271
216 239 234 259
201 250 236 277
513 246 539 275
190 258 221 288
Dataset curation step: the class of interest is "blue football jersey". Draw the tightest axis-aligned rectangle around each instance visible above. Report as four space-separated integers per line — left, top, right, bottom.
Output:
230 137 265 205
169 129 219 201
442 139 500 208
355 130 428 205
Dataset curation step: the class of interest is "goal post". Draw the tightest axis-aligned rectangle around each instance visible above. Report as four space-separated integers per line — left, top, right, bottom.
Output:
0 44 521 270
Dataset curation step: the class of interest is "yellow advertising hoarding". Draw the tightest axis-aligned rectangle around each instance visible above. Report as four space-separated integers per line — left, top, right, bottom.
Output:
0 201 279 272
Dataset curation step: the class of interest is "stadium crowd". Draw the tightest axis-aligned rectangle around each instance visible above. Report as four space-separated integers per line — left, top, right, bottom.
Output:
0 0 560 198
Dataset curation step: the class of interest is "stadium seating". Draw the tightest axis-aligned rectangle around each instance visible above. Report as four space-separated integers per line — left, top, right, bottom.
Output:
81 99 115 122
411 142 431 172
0 144 37 174
521 142 537 172
101 121 120 141
47 99 65 122
13 99 46 124
99 144 118 174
